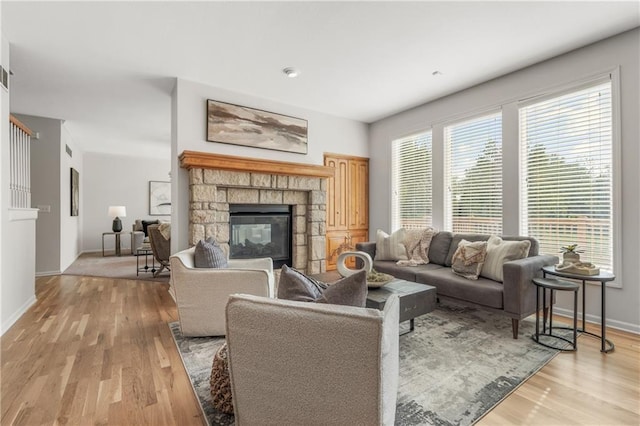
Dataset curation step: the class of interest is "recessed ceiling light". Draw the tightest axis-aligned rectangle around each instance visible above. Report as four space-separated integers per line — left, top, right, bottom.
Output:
432 70 443 76
283 67 301 78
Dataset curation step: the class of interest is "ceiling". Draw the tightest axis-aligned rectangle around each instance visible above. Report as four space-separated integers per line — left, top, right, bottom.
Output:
3 1 639 158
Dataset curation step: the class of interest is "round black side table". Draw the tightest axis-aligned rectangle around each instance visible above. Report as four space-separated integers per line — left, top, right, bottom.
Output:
542 266 615 353
532 277 580 351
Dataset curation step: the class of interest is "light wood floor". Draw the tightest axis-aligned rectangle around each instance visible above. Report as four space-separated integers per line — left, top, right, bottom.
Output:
2 275 639 425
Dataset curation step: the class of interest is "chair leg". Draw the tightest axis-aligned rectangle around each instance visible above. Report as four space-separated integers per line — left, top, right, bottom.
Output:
153 265 166 278
512 318 519 339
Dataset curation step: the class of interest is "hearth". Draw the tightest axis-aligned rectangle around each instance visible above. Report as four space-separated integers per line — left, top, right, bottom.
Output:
229 204 292 268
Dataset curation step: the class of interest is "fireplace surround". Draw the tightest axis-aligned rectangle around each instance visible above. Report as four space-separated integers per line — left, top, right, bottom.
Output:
181 151 333 274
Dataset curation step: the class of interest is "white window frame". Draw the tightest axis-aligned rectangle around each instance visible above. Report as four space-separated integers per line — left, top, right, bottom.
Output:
518 69 621 286
444 110 503 234
391 129 433 231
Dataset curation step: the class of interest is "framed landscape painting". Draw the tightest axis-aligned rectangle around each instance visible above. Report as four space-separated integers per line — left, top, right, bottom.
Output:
207 99 308 154
149 181 171 216
70 168 79 216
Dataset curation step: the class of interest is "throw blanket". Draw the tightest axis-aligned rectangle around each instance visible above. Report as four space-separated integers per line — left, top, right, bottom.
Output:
158 223 171 240
396 227 435 266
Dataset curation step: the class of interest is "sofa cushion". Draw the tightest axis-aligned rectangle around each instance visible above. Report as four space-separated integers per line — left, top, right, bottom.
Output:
194 238 228 268
415 268 504 309
428 231 454 265
374 229 408 261
481 236 531 282
278 265 367 307
372 260 444 282
451 240 488 280
445 234 490 267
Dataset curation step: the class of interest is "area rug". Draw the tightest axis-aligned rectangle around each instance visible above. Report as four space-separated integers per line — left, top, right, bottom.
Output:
171 303 569 425
63 252 170 283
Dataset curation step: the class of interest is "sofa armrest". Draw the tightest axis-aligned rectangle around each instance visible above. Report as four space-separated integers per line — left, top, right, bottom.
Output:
355 241 377 259
503 254 558 318
354 242 377 269
131 231 145 252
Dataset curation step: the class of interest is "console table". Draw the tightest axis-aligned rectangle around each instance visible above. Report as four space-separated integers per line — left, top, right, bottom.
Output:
542 265 615 353
102 231 130 257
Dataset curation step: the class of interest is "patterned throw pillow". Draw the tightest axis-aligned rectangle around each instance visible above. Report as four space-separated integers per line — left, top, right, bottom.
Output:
277 265 367 307
481 236 531 282
374 229 408 261
194 238 228 268
451 240 488 280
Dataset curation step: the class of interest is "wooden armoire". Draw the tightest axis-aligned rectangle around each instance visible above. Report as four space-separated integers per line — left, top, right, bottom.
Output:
324 153 369 271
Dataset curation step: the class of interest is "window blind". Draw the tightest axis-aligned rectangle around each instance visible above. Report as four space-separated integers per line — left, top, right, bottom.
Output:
519 80 613 271
392 131 432 230
445 112 502 234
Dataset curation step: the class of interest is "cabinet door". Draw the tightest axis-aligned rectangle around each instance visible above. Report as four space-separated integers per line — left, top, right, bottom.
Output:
345 230 369 268
325 231 349 271
348 159 369 230
325 156 349 231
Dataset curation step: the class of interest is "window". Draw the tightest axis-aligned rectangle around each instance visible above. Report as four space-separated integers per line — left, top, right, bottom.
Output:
392 131 432 230
519 79 614 272
445 112 502 234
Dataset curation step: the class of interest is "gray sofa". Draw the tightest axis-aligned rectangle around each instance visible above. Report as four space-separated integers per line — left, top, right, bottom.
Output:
356 232 558 338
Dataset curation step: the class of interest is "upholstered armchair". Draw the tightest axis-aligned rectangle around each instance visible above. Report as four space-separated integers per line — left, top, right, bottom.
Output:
131 224 145 253
169 247 274 337
147 224 171 277
225 293 400 425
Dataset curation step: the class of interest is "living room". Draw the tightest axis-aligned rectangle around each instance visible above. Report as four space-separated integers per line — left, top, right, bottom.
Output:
1 1 639 425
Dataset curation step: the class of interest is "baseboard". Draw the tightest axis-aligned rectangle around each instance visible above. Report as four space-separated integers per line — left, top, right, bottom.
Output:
36 270 61 277
553 307 640 335
1 295 37 336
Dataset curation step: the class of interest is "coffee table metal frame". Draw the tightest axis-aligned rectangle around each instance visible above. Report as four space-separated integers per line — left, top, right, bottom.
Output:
542 265 615 353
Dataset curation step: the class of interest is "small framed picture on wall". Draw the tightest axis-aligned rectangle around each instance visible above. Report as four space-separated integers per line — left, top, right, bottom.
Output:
70 168 79 216
149 181 171 215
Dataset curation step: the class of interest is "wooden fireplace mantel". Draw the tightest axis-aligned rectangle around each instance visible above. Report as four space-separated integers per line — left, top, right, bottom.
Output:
179 151 335 178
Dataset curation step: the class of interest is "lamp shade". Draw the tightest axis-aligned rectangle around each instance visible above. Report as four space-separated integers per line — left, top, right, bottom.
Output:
108 206 126 218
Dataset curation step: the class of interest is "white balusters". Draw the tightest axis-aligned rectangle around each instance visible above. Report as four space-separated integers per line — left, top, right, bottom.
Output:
9 115 32 209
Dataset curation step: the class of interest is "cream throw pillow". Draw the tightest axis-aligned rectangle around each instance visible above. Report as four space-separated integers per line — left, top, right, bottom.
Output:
374 229 408 261
481 235 531 282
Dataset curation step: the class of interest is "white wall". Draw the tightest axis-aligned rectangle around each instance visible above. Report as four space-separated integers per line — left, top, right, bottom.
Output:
1 35 38 334
82 152 170 253
59 124 83 271
171 78 369 252
369 29 640 333
16 114 61 274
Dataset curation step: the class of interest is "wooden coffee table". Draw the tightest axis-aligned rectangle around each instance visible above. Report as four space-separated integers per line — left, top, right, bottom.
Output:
366 279 437 333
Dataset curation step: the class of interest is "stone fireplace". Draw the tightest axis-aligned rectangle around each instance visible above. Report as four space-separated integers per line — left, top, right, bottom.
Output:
181 151 334 274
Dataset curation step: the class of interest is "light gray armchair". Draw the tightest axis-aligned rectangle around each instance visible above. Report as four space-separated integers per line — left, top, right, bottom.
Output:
131 223 145 253
225 293 400 425
169 247 274 337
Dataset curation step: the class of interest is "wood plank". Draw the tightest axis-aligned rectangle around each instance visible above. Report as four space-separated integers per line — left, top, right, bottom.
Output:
1 274 637 425
179 150 335 178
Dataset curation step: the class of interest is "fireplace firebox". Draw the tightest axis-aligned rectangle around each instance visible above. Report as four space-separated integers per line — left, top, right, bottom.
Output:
229 204 292 268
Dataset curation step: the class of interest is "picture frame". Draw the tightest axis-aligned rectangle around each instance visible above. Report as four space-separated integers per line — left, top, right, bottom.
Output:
70 167 79 216
206 99 308 154
149 181 171 216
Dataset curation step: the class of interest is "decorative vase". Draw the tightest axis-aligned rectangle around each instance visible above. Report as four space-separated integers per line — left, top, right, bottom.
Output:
563 251 580 263
112 217 122 232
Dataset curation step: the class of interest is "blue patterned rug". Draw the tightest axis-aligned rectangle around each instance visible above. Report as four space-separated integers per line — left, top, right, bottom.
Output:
170 303 566 425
